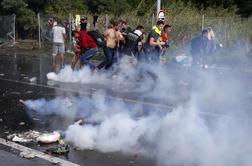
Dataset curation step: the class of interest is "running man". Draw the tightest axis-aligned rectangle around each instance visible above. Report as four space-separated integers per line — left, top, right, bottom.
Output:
78 29 98 71
144 20 165 63
97 21 124 70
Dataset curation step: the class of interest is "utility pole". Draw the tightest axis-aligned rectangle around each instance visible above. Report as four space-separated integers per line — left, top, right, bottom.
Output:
157 0 161 17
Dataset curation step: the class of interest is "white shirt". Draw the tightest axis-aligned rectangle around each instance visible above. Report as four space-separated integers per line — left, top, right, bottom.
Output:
134 29 142 37
52 25 66 43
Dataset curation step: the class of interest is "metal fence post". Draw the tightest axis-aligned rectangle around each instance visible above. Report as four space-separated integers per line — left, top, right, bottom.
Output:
13 14 16 45
68 13 72 52
201 14 205 31
38 13 41 49
157 0 161 17
105 14 109 29
151 13 155 28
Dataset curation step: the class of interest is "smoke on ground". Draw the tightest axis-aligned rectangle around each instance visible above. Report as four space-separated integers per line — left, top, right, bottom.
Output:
24 55 252 166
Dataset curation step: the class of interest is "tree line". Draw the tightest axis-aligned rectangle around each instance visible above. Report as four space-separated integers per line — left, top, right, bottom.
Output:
0 0 251 39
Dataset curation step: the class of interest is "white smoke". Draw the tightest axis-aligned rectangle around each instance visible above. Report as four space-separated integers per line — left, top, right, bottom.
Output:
24 55 252 166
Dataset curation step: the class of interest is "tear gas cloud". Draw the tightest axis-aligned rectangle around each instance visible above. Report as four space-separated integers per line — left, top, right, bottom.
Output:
25 47 252 166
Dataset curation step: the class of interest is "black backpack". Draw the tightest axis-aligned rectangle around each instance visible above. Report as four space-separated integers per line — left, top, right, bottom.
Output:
87 30 105 48
123 32 142 54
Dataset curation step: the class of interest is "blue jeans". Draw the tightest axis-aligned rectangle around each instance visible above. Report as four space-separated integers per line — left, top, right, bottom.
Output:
80 47 98 70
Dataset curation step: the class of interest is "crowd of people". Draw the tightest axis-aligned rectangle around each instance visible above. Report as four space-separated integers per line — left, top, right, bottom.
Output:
50 16 219 72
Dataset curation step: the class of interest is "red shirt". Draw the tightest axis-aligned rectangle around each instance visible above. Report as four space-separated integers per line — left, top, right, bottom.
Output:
161 32 169 42
78 31 97 49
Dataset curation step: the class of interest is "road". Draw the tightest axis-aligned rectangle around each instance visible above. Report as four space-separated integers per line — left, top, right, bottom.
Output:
1 53 252 166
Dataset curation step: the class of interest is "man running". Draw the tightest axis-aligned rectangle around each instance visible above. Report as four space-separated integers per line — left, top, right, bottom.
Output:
97 21 123 70
144 20 165 63
78 29 98 71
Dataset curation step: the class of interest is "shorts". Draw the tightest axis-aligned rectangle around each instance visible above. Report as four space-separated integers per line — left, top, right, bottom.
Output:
52 43 65 56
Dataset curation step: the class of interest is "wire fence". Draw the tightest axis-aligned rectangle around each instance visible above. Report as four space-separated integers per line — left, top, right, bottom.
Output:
203 16 252 52
0 13 249 53
0 14 16 45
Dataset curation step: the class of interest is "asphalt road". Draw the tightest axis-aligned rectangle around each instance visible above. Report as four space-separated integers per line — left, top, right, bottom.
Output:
0 54 158 166
1 53 252 166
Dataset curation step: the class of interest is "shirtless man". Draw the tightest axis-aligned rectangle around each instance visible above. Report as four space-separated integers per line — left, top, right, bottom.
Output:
97 21 123 70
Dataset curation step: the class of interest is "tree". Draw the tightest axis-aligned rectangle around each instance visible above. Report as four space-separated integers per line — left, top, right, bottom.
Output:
45 0 87 17
26 0 51 14
1 0 36 29
235 0 252 17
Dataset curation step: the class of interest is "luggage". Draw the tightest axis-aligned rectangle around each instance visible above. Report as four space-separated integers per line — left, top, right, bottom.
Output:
87 30 105 48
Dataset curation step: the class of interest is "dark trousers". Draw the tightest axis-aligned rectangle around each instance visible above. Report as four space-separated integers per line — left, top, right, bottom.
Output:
97 47 116 70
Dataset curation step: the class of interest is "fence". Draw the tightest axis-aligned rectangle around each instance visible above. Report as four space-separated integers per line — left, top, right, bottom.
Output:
202 16 252 51
37 13 251 53
0 14 16 45
165 15 252 51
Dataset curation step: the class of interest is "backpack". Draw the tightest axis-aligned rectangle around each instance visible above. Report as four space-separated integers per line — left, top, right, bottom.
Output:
127 32 141 43
87 30 105 48
123 32 142 55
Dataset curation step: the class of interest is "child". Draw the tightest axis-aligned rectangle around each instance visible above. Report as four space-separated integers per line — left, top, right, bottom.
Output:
159 24 172 63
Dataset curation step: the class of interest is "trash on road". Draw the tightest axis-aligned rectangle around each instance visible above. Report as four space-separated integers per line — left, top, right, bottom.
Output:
37 131 61 143
12 135 33 143
47 72 57 80
32 118 40 121
7 130 40 143
46 140 69 155
19 99 25 104
29 77 37 83
7 130 61 144
20 151 35 159
175 55 192 67
7 130 70 156
19 122 25 126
